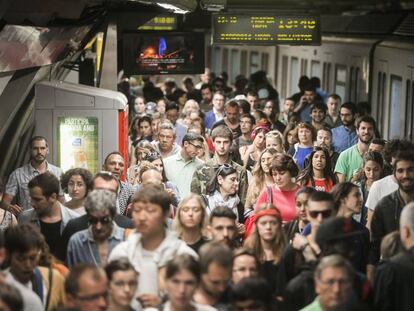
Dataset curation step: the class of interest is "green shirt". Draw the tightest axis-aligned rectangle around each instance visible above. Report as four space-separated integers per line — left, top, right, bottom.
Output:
300 297 323 311
163 152 204 198
334 144 363 181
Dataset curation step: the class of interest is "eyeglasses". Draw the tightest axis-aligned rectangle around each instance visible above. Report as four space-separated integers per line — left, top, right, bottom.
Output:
189 142 203 150
76 291 108 301
88 216 113 225
308 209 332 219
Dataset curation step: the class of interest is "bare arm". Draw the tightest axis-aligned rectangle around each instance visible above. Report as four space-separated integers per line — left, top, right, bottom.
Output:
366 209 373 233
0 194 22 215
336 172 345 183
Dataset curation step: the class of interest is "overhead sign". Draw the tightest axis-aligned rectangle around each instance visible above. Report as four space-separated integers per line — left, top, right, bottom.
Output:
212 13 321 45
138 15 177 31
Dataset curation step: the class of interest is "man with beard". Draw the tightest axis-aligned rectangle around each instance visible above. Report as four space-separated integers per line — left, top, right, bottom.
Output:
334 116 376 182
331 102 358 153
194 241 233 310
369 151 414 268
191 125 248 206
102 151 136 215
208 207 239 248
19 172 79 261
1 136 64 215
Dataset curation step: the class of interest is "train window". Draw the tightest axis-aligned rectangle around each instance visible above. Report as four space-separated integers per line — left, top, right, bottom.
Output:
230 49 240 84
222 48 229 73
377 71 383 134
205 46 212 70
381 73 386 134
349 67 354 101
355 67 360 102
411 81 414 140
281 55 288 98
212 47 221 75
405 80 412 140
241 51 248 76
290 57 299 96
348 66 360 103
323 62 332 92
301 59 308 75
335 65 347 102
250 52 259 74
311 61 321 79
388 75 402 138
261 53 269 72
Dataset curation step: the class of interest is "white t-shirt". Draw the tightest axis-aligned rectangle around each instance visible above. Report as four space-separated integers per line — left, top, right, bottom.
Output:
366 175 398 211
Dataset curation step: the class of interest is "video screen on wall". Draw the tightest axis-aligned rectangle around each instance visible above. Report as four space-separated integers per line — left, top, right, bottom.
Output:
122 32 205 75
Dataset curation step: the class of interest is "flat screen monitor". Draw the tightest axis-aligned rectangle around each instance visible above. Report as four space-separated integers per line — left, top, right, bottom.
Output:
122 32 205 75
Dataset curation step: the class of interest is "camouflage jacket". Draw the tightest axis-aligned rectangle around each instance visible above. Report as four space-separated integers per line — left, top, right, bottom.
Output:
190 156 248 206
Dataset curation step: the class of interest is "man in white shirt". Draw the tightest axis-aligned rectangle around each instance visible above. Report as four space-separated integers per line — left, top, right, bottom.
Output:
109 184 197 310
163 133 204 197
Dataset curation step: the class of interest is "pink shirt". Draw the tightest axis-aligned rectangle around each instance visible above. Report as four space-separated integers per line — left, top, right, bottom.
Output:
255 184 300 222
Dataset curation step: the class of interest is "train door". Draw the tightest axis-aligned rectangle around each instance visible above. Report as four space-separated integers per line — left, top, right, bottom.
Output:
388 74 402 139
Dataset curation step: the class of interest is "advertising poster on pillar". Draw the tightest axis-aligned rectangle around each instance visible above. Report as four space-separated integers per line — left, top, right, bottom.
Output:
57 117 99 173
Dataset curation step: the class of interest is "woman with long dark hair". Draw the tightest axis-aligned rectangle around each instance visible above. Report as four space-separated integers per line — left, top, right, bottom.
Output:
204 164 244 224
331 182 370 273
297 147 336 192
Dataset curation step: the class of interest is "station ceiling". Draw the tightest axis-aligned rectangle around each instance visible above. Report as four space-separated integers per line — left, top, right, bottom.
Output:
2 0 414 28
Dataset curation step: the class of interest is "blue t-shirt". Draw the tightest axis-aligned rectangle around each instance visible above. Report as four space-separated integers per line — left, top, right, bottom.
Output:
294 146 313 170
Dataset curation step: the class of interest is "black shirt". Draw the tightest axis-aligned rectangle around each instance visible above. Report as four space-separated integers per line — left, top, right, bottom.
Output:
39 220 65 261
373 248 414 311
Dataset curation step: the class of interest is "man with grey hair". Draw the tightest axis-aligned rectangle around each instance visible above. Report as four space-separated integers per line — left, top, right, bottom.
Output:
373 202 414 311
66 189 126 267
301 255 354 311
152 121 181 159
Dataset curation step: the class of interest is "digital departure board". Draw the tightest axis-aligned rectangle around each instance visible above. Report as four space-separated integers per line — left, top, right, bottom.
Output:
212 13 321 45
138 15 177 31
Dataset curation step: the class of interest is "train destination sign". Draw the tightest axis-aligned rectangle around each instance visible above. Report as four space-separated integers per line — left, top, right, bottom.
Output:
212 13 321 45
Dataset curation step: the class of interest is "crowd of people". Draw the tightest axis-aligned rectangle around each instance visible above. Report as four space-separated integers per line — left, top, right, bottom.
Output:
0 70 413 311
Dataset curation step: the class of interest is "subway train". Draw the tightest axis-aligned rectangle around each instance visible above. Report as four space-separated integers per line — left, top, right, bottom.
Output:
208 11 414 141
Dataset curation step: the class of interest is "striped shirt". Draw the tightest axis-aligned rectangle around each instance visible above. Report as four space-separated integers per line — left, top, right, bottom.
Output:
5 162 63 211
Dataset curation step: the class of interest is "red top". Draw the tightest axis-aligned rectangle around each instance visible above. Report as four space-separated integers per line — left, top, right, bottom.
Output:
306 177 334 192
255 184 300 222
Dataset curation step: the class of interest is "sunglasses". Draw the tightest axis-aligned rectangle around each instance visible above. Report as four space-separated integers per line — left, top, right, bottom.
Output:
308 209 332 219
88 216 113 225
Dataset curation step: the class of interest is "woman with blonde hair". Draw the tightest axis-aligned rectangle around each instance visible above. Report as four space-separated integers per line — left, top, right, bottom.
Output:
265 130 285 153
174 194 209 253
245 148 279 211
244 204 287 292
